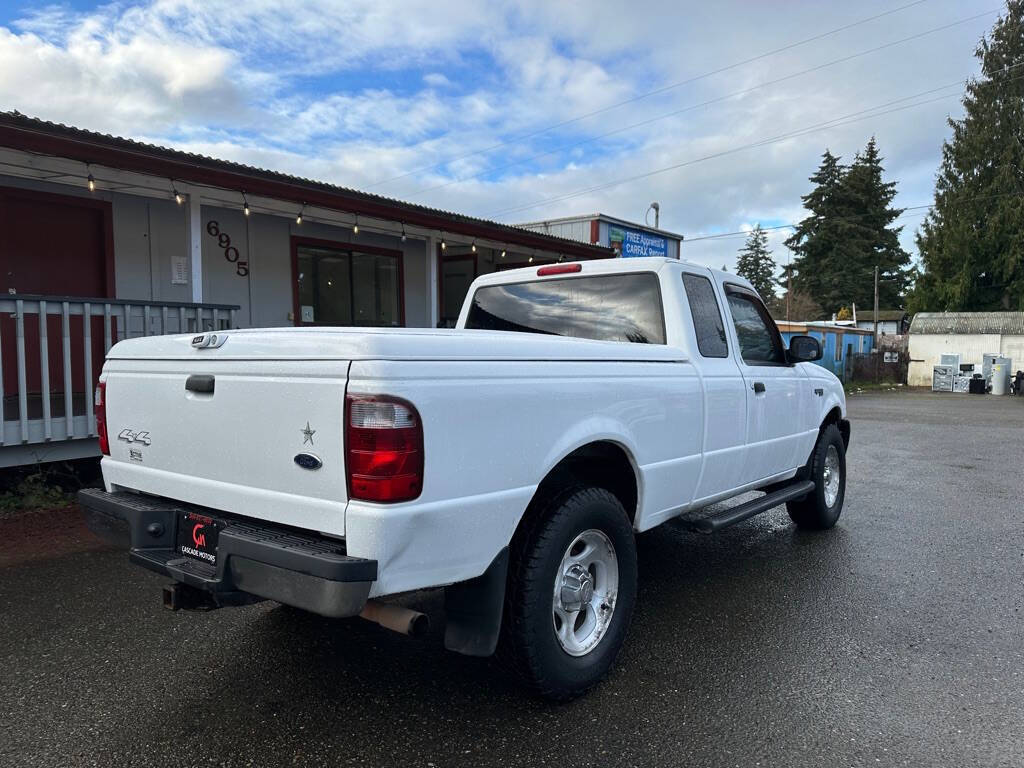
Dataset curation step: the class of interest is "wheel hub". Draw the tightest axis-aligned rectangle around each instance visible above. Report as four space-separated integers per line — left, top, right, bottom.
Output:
559 563 594 612
551 529 619 657
823 444 841 507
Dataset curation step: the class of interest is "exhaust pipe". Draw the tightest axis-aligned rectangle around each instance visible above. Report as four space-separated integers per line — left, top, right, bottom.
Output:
359 601 429 637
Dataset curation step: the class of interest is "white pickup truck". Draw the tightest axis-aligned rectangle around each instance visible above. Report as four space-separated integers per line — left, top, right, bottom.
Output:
81 256 849 699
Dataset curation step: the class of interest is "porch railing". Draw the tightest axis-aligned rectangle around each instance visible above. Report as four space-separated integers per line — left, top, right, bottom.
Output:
1 294 240 452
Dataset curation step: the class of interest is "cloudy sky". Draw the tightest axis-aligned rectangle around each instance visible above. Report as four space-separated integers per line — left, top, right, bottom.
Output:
0 0 1001 276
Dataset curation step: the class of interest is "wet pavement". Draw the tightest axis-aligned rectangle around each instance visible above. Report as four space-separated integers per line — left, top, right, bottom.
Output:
1 391 1022 767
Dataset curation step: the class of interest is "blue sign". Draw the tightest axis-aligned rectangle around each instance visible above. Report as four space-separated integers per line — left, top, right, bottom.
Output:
609 226 668 259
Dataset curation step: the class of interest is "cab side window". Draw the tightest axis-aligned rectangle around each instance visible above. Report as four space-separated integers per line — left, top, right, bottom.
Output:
725 287 786 365
682 273 728 358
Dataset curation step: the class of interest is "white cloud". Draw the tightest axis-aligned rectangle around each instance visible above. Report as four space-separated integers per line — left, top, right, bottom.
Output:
0 0 1000 282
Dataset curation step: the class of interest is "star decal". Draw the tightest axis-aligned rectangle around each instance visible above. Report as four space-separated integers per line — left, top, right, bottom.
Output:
301 421 316 445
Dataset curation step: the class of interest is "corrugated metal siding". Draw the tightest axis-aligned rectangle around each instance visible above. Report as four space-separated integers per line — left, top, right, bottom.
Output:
910 312 1024 335
518 219 592 244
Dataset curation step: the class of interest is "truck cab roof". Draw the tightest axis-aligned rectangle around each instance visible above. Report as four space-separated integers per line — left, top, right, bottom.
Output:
471 256 755 294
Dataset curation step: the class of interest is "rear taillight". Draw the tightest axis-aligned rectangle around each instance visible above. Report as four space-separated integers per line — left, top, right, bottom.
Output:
345 395 423 503
95 381 109 455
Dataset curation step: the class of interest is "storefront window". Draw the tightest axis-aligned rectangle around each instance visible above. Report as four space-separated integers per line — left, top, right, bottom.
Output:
296 244 401 326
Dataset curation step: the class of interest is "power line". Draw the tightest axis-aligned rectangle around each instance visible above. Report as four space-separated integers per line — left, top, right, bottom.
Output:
683 189 1024 245
484 64 1024 220
402 62 979 201
683 210 930 244
363 0 936 191
484 93 959 218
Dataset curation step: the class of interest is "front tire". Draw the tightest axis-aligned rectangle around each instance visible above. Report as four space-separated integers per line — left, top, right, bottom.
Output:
500 486 637 700
787 423 846 530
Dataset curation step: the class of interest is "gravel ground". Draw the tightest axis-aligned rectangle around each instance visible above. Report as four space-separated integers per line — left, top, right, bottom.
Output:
1 391 1022 767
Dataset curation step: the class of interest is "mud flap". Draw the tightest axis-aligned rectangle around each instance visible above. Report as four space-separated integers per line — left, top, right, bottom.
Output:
443 547 509 657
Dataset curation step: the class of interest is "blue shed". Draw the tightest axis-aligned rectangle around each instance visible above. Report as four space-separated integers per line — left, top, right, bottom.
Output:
776 321 874 380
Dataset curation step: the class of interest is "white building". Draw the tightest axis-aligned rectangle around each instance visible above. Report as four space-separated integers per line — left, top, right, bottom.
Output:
907 312 1024 387
853 310 909 337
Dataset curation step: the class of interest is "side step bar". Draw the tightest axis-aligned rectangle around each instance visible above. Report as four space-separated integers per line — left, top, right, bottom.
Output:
682 480 816 534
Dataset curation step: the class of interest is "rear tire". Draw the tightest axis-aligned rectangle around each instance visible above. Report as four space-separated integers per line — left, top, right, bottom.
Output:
500 486 637 700
787 423 846 530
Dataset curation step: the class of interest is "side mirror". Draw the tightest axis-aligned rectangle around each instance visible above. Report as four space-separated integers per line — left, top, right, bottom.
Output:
788 334 822 363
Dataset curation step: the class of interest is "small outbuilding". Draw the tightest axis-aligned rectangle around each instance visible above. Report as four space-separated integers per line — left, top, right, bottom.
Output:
907 312 1024 387
776 321 874 380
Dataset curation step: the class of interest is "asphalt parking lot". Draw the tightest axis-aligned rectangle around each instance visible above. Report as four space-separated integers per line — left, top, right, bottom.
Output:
1 391 1022 767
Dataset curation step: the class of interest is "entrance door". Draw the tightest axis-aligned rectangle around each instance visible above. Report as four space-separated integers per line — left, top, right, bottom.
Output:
293 239 403 327
438 251 477 328
723 284 805 484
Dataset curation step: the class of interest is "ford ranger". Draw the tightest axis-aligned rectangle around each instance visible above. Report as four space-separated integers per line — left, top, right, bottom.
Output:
80 256 849 699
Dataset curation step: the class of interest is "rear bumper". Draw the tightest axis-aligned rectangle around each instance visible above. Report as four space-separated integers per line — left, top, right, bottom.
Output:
78 488 376 618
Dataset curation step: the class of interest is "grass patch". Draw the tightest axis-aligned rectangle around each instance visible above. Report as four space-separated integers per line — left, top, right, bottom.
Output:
0 459 101 518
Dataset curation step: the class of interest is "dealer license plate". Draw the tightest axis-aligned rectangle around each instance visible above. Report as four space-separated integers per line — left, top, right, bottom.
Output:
176 511 222 565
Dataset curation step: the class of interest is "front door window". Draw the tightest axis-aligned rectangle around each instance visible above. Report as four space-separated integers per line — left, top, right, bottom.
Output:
296 244 401 326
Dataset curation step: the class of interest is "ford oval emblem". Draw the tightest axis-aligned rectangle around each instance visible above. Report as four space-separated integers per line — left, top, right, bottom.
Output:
293 452 322 470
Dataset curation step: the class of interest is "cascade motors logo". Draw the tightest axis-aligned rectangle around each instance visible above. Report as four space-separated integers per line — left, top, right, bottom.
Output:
180 513 216 563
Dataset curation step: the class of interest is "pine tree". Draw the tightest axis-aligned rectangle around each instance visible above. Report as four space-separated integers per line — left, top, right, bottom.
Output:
735 224 776 298
785 150 851 312
911 1 1024 311
841 137 911 308
786 142 910 313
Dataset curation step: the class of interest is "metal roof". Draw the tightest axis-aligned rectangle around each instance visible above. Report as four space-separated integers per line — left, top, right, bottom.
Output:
0 110 612 259
910 312 1024 335
516 212 686 241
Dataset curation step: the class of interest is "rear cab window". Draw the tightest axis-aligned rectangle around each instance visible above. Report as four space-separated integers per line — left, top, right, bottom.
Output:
682 273 728 358
465 272 666 344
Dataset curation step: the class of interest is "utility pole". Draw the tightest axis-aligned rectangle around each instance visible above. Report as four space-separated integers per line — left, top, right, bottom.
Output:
786 264 792 323
873 265 879 344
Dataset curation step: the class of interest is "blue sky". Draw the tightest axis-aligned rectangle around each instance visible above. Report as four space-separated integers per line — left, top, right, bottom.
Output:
0 0 1002 272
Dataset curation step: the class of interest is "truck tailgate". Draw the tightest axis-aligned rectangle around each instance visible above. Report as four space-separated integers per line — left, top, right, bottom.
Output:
100 358 350 537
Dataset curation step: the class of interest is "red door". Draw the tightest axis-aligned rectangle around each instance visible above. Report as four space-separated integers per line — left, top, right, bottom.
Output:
0 186 114 412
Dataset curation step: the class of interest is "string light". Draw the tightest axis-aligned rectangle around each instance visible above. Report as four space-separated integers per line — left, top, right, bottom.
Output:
86 166 95 192
174 188 182 205
500 250 506 258
353 215 359 234
471 241 477 253
242 190 250 216
440 233 446 250
296 203 305 225
528 255 534 263
401 224 407 243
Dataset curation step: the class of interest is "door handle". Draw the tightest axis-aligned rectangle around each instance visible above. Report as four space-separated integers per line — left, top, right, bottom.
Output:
752 381 766 393
185 374 215 393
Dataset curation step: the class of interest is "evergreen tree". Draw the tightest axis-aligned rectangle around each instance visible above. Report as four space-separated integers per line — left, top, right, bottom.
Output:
841 137 912 308
786 141 910 313
785 150 852 312
735 224 776 298
911 1 1024 311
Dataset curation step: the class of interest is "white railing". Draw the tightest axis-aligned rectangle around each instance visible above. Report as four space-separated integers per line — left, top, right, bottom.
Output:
1 294 239 451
